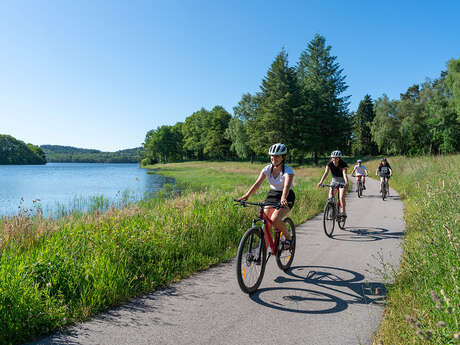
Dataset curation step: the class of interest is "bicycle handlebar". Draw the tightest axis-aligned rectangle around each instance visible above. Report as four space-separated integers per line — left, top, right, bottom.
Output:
233 199 283 209
319 183 345 189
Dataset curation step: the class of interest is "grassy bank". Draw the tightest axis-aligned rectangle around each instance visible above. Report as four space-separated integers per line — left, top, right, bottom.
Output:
0 161 324 345
366 155 459 344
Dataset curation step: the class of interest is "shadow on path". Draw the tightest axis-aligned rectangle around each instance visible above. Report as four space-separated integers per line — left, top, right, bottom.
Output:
330 227 404 242
250 265 388 314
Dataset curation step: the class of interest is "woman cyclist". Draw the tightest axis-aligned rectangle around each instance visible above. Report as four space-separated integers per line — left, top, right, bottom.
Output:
317 150 349 217
376 157 393 195
236 143 295 249
352 159 368 190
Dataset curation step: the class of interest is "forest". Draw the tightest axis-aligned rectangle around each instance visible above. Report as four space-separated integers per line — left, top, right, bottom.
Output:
142 34 460 165
41 145 141 163
0 134 46 164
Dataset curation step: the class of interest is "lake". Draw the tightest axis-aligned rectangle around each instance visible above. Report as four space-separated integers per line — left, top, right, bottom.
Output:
0 163 173 217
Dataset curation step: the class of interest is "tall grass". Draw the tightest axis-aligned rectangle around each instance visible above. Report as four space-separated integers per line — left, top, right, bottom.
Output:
368 155 460 344
0 161 325 345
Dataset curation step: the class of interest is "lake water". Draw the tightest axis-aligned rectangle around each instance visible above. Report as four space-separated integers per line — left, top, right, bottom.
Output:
0 163 173 217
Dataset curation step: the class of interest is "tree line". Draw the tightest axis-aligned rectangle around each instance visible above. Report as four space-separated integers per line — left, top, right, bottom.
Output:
0 134 46 164
41 145 141 163
141 34 460 164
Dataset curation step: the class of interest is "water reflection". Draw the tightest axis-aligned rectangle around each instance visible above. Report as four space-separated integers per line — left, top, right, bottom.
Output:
0 163 174 217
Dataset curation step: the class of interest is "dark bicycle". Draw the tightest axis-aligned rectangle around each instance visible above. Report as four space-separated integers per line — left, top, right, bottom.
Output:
320 184 346 237
353 175 364 198
380 175 390 200
234 200 295 294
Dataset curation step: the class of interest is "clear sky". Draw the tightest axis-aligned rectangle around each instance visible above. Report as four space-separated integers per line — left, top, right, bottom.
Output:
1 0 459 151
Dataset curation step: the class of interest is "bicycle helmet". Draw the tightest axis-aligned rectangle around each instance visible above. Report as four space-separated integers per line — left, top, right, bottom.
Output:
381 157 387 161
357 159 362 163
268 143 287 156
330 150 342 158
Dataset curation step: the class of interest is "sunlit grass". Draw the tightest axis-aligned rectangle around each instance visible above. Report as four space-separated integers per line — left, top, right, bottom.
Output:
369 155 460 345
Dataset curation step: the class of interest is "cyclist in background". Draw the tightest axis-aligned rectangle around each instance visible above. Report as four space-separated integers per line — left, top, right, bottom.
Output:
317 150 349 218
352 159 368 190
376 157 393 195
236 143 295 249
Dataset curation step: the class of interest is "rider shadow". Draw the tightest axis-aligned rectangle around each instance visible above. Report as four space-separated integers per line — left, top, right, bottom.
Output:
331 227 404 242
249 265 388 314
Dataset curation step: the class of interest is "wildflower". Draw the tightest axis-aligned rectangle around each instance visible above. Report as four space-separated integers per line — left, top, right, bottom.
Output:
436 321 446 327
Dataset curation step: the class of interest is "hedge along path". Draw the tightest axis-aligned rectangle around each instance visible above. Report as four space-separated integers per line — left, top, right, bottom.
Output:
27 161 405 345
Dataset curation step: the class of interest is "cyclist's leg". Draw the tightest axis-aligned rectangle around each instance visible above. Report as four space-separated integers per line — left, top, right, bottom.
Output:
270 207 291 241
379 177 384 192
339 186 346 215
362 175 366 188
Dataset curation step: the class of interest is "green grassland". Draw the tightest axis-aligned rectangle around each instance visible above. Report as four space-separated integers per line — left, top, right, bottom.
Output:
0 161 324 345
0 157 458 345
366 155 459 345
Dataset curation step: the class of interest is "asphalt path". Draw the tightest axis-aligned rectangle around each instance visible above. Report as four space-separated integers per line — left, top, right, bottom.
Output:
30 176 405 345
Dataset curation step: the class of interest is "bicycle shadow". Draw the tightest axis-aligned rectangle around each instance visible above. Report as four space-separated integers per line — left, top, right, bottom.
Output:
330 227 404 242
249 265 388 314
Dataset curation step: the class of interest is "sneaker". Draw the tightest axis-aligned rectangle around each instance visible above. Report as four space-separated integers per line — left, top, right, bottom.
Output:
328 197 334 205
363 185 366 190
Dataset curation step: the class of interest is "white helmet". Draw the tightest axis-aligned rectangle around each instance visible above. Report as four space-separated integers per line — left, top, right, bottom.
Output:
357 159 362 163
268 143 287 156
330 150 342 158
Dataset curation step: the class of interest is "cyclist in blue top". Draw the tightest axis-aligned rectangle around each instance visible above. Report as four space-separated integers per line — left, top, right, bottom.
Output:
376 157 393 195
236 143 295 249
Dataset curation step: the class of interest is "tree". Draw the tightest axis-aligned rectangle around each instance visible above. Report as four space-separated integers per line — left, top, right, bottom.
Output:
203 106 232 160
143 124 183 163
352 94 378 155
446 57 460 120
297 34 351 163
247 48 301 155
182 108 209 160
371 95 402 155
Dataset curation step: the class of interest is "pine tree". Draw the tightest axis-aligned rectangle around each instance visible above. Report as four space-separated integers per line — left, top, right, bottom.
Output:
247 48 301 155
297 34 351 163
352 94 378 155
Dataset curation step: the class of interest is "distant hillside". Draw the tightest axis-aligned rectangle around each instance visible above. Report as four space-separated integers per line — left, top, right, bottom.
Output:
41 145 142 163
0 134 46 165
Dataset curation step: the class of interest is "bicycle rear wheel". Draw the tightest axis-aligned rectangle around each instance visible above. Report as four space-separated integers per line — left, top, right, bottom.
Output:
236 227 267 294
323 203 335 237
275 217 296 271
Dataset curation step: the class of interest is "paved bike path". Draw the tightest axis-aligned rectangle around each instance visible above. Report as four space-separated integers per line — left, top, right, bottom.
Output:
30 177 405 345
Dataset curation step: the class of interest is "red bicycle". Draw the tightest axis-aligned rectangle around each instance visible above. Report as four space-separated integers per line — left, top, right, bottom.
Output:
234 200 296 294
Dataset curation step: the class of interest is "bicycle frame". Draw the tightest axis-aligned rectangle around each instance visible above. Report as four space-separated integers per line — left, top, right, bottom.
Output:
252 206 280 256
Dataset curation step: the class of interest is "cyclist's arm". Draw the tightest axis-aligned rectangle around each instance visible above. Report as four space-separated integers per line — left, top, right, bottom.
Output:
238 171 266 200
281 174 294 207
389 168 393 176
351 166 356 176
342 168 348 186
317 166 330 186
376 168 379 176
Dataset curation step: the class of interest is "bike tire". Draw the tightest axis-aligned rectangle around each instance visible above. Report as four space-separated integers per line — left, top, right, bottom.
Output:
337 213 346 229
357 182 362 198
323 203 335 237
275 217 296 271
382 181 386 200
236 227 267 294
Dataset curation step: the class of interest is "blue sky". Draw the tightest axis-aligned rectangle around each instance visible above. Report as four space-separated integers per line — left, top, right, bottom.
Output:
1 0 459 151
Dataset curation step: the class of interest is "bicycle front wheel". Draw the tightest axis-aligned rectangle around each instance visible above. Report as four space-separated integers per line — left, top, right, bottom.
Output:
276 217 296 271
236 227 267 294
382 182 386 200
323 203 335 237
357 182 362 198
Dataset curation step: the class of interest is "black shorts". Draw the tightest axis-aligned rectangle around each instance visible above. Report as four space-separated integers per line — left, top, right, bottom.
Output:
264 189 295 209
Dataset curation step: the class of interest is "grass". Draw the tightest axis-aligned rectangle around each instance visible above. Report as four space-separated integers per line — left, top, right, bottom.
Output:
2 157 457 344
0 161 325 345
366 155 460 345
